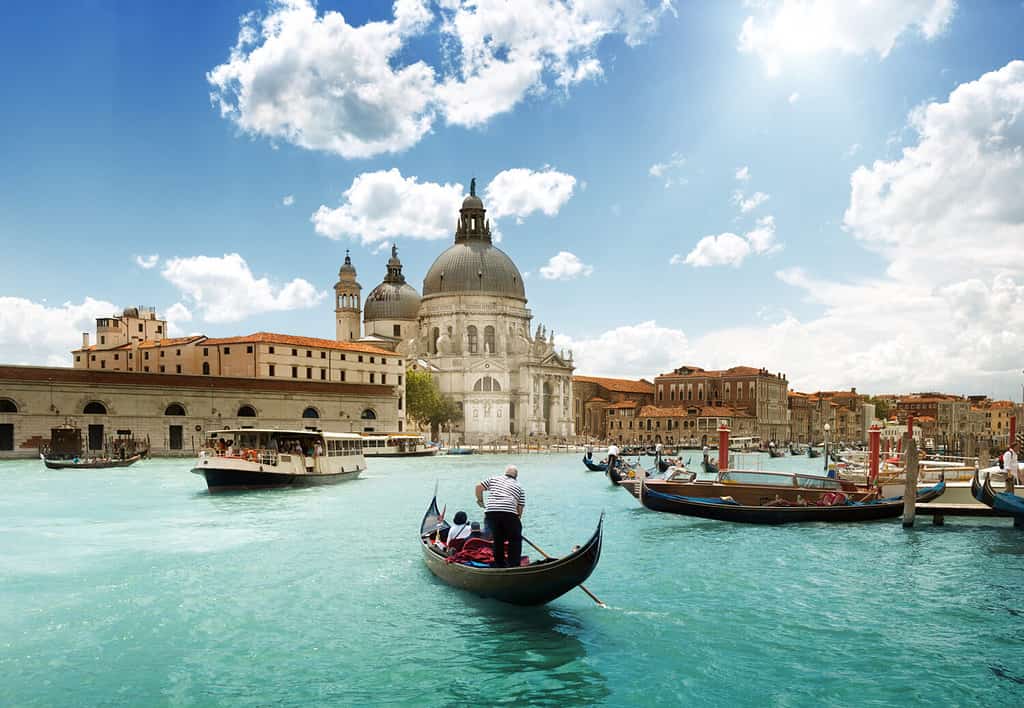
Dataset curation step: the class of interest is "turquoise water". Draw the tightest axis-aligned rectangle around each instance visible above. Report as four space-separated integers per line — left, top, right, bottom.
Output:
2 452 1023 706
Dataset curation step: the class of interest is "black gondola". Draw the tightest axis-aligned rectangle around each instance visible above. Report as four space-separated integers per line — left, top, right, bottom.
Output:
768 447 785 458
639 477 945 525
807 447 822 459
583 455 607 472
418 495 603 606
701 458 719 476
973 471 1024 516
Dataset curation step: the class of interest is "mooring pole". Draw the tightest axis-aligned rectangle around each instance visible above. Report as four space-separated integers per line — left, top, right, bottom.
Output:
718 423 730 472
902 435 919 528
868 424 880 488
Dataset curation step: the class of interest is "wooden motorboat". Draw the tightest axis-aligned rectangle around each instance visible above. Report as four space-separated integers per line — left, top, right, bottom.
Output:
192 429 365 491
41 453 143 470
639 476 945 525
446 447 475 455
582 454 607 472
973 471 1024 516
419 495 603 606
639 469 866 505
361 433 438 457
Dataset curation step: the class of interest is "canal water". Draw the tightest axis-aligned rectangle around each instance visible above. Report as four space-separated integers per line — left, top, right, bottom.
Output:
2 453 1022 706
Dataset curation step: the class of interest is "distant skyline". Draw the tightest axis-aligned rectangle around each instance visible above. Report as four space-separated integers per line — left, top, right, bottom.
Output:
2 1 1024 398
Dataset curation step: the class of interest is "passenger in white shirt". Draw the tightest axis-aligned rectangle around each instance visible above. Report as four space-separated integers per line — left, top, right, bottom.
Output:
1003 442 1020 485
446 510 472 549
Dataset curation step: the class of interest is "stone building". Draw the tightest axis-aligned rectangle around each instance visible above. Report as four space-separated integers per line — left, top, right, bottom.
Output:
653 365 790 442
352 182 574 443
787 392 838 444
571 376 656 440
604 403 756 446
0 365 400 458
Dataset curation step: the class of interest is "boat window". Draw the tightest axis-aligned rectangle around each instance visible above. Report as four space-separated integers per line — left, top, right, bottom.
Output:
237 405 257 417
302 407 320 419
83 401 107 415
0 399 17 413
164 403 186 416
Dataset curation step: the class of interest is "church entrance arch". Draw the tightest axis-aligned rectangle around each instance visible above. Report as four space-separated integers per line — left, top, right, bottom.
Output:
542 381 553 435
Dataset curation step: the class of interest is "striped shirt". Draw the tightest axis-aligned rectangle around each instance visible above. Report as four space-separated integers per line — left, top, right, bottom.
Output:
480 474 525 514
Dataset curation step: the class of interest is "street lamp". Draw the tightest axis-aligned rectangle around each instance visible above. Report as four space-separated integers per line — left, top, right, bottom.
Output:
823 423 831 474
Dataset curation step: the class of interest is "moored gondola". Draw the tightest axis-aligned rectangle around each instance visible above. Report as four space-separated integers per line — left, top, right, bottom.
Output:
419 495 603 606
974 471 1024 516
639 476 945 525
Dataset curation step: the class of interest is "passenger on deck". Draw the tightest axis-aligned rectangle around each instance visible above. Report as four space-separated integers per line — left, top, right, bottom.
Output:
447 511 471 550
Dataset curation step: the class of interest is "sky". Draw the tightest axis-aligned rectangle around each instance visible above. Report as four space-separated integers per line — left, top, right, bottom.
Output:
1 0 1023 399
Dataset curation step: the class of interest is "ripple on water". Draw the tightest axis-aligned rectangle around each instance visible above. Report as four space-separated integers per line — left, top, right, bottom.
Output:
0 454 1023 706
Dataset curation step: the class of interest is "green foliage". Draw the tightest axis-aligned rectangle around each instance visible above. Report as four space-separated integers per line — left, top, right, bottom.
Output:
866 397 891 420
405 369 462 439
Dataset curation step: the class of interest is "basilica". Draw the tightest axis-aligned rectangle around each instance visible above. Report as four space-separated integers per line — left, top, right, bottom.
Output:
333 182 575 443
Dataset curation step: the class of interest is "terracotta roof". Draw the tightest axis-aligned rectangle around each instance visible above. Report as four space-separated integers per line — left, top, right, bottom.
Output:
607 400 638 409
573 375 654 394
584 396 609 404
0 365 395 396
73 335 206 353
202 332 395 357
659 365 776 379
638 404 752 418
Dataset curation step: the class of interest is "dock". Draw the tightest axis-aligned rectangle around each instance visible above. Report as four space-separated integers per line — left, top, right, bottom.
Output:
914 502 1022 527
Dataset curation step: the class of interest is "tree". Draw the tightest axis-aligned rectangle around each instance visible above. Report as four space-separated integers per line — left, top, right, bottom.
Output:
405 369 462 441
867 397 891 421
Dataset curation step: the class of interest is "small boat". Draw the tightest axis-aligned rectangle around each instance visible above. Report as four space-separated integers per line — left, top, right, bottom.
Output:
639 477 945 524
972 471 1024 516
702 458 719 476
446 447 475 455
40 423 149 470
360 433 439 458
419 494 603 606
582 454 607 472
807 447 822 459
41 453 143 470
768 447 785 458
192 429 365 491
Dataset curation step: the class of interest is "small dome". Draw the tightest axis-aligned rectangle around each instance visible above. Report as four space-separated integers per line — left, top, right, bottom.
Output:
364 281 421 320
462 194 484 210
422 240 526 301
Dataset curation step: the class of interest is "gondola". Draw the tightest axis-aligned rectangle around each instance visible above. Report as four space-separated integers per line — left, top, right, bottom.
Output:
701 458 719 476
419 495 603 606
41 453 144 470
807 447 822 459
582 454 607 472
973 471 1024 516
768 447 785 458
639 476 945 525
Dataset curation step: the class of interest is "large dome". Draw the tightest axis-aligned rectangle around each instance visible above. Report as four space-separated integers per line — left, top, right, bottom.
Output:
422 241 526 301
364 245 421 321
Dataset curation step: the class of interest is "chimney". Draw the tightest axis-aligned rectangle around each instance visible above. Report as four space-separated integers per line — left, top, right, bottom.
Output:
82 332 90 348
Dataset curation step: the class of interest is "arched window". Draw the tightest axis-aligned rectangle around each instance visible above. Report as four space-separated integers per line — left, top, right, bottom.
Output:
473 376 501 392
302 407 320 419
0 399 17 413
687 388 693 401
431 327 440 354
484 326 495 353
237 405 257 417
361 409 377 420
83 401 107 415
467 326 478 354
164 403 186 416
202 362 210 375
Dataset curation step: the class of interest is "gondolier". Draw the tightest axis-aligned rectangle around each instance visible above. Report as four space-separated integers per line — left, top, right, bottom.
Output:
1003 441 1020 485
607 442 620 473
475 465 526 568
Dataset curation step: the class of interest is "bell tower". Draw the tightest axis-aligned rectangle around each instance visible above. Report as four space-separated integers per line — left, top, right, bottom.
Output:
334 250 362 341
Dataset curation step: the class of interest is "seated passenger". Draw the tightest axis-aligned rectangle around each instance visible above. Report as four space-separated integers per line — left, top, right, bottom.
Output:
446 511 471 550
468 521 484 539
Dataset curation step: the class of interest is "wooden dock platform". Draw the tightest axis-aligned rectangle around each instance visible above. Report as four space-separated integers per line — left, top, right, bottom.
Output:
914 503 1021 526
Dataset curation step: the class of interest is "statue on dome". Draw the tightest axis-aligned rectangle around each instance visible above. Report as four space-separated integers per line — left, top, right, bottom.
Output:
470 177 476 197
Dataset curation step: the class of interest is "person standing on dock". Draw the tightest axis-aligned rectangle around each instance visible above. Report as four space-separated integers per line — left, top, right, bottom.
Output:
1003 441 1020 485
475 465 526 568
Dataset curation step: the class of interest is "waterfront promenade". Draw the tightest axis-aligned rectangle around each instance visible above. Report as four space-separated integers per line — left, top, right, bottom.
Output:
2 453 1022 706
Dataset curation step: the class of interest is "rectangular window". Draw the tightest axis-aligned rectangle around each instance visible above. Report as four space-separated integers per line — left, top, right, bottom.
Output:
306 367 312 379
176 349 181 356
144 352 149 360
176 365 181 374
370 373 375 383
159 365 165 373
269 346 275 354
138 323 143 332
398 375 403 385
340 371 346 382
269 365 275 377
358 356 363 363
203 348 209 356
114 353 119 361
292 349 298 356
341 354 346 361
128 353 132 359
169 425 183 450
320 351 326 359
382 358 386 365
381 374 386 385
307 350 312 358
393 324 401 337
292 366 298 378
100 336 105 344
398 397 403 410
101 360 106 368
91 355 96 361
75 356 80 362
143 366 149 372
246 345 253 354
370 357 375 364
88 424 104 451
320 369 326 380
0 424 13 451
223 347 230 354
160 350 165 358
156 325 162 334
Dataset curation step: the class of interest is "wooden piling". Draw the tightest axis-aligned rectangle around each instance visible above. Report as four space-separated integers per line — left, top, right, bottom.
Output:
902 436 918 528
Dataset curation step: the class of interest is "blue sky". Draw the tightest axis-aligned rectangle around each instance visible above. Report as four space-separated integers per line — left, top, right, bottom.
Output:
2 1 1023 398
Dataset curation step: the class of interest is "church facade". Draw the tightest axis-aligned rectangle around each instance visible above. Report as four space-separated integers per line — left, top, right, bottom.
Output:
336 182 575 444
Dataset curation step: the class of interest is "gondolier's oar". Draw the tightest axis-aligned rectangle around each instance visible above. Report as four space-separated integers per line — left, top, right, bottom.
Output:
521 535 606 608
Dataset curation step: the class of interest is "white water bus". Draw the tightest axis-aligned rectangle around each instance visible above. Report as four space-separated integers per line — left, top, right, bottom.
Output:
360 433 439 458
192 429 366 491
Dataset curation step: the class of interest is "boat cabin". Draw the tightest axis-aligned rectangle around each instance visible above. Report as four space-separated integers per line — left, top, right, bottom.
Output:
202 428 362 463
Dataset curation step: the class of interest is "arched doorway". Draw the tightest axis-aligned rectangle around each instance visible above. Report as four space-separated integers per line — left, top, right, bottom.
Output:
542 381 553 435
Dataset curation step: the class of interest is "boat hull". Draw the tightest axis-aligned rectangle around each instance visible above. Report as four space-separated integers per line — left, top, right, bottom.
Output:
419 497 603 606
363 448 439 458
193 466 361 491
42 454 143 470
582 456 607 472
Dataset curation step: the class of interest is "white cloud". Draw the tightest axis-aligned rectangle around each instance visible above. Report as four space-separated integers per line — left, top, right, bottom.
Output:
733 190 770 212
282 195 295 206
208 0 673 158
539 251 593 280
649 152 687 188
745 215 779 254
164 302 194 337
735 165 751 181
675 233 751 268
0 296 117 366
788 91 800 103
161 253 326 324
555 320 691 379
484 167 577 221
312 169 464 244
134 254 159 269
313 167 576 244
739 0 956 75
